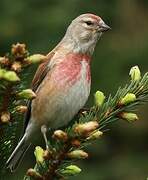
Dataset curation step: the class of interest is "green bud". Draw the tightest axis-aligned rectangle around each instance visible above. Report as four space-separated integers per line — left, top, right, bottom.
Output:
120 93 136 105
26 54 47 64
67 150 88 159
120 112 138 122
4 71 20 82
129 66 141 81
0 68 5 78
34 146 44 164
94 91 105 107
86 130 103 140
61 165 81 176
0 68 20 82
18 89 36 99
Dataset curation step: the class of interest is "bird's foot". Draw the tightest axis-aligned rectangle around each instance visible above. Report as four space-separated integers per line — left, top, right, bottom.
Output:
78 108 90 116
41 125 50 150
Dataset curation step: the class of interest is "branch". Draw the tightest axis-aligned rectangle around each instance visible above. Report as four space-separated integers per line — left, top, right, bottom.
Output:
0 43 47 175
24 66 148 180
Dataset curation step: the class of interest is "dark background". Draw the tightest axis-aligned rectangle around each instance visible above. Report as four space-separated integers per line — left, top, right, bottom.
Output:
0 0 148 179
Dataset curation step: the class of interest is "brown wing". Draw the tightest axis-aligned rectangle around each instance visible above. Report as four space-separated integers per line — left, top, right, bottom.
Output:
31 51 55 91
24 51 55 132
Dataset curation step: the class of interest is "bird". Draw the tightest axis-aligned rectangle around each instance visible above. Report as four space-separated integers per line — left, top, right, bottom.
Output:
6 13 110 171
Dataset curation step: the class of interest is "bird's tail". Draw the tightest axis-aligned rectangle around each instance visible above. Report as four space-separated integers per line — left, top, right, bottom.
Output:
6 134 31 172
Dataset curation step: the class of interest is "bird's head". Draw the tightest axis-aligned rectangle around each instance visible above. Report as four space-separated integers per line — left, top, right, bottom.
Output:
63 13 111 55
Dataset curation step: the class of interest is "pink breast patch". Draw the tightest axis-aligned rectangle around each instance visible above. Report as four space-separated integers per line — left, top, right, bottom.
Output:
52 53 91 87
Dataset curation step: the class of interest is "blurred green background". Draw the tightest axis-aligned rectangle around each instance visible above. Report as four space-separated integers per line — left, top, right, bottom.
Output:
0 0 148 179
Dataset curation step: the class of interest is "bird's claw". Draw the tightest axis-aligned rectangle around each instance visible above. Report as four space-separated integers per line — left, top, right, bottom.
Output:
78 108 90 116
41 125 49 150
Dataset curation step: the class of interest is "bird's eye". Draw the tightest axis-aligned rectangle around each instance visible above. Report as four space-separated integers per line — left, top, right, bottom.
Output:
85 21 93 26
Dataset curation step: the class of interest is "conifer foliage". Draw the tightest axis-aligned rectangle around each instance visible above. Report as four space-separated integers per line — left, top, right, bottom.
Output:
0 44 148 179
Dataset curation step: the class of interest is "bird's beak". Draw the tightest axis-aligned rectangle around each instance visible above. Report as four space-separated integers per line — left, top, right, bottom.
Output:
99 22 111 32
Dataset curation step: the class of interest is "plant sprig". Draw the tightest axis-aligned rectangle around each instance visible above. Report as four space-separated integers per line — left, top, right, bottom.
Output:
0 43 47 175
24 66 148 180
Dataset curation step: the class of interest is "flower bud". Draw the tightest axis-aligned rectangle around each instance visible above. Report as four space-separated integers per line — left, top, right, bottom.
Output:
11 43 27 60
129 66 141 81
67 150 88 159
120 112 138 122
0 68 20 82
52 130 68 142
86 130 103 140
71 139 81 147
26 54 47 64
0 57 5 63
1 111 10 123
61 165 81 176
15 105 28 113
34 146 44 164
11 43 26 54
11 62 22 72
74 121 99 136
26 168 42 179
18 89 36 99
94 91 105 107
119 93 136 105
0 57 10 66
43 150 52 160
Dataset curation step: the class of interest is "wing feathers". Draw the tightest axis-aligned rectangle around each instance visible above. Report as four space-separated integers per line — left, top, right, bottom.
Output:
24 51 55 132
31 51 55 91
